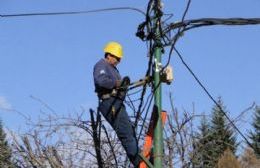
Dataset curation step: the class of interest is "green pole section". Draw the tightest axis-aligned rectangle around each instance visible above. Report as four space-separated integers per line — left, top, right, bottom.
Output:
153 47 163 168
153 4 164 167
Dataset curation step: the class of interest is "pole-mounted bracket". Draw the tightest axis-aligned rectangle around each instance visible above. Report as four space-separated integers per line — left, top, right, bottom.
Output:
160 65 173 84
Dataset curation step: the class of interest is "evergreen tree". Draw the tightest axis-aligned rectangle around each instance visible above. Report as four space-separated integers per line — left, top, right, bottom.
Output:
209 99 238 166
193 99 237 167
249 106 260 158
192 115 215 168
0 119 15 168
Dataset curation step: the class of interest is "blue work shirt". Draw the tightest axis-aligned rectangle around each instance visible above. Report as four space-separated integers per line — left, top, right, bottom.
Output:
93 59 121 95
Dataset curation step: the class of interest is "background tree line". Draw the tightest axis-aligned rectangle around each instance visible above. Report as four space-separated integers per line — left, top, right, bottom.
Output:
0 97 259 167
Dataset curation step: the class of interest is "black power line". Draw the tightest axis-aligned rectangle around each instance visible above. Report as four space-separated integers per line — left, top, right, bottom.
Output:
163 0 191 69
0 7 145 18
163 18 260 36
173 46 255 149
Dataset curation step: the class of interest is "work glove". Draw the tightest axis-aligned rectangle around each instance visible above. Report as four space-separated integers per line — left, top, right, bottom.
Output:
118 76 131 100
120 76 131 89
115 76 130 89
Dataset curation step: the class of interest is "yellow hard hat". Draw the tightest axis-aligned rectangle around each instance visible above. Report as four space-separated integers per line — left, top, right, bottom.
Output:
104 41 123 58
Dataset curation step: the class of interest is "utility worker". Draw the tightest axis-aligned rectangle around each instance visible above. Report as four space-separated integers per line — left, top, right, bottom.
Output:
93 42 141 167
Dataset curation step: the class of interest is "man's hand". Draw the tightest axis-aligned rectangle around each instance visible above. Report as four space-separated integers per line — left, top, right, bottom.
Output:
121 76 130 88
116 76 130 100
116 76 130 90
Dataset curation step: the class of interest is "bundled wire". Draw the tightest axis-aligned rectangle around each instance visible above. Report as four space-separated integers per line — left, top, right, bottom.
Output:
164 18 260 36
133 0 155 129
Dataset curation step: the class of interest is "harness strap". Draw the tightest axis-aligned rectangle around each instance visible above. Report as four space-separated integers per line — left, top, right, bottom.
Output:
99 89 118 100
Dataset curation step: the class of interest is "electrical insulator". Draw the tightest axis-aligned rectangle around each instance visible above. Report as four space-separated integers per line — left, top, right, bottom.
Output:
161 65 173 84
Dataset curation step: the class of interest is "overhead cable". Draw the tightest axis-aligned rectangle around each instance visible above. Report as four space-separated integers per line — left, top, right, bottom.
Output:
0 7 145 18
163 18 260 35
173 46 255 149
162 0 191 70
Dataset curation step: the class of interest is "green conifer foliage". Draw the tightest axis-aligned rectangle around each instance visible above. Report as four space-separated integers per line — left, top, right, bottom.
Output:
0 120 15 168
209 99 238 166
192 115 214 168
193 99 238 167
249 106 260 158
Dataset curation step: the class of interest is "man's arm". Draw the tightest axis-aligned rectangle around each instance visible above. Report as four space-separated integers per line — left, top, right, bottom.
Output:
93 64 117 89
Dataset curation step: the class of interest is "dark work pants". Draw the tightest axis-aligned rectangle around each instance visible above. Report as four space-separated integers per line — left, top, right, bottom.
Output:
98 97 140 167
